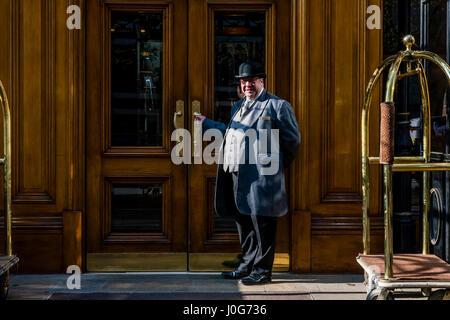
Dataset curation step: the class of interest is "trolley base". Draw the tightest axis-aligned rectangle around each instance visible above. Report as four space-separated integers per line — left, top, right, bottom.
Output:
357 254 450 300
0 255 19 300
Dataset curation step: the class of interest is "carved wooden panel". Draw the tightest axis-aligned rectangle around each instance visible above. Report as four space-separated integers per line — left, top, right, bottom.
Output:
2 230 63 273
311 231 384 272
0 216 63 273
309 0 368 213
102 175 172 244
290 0 383 272
205 176 239 245
11 0 57 203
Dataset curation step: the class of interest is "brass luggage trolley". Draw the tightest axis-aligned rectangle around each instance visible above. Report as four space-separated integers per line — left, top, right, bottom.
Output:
358 35 450 300
0 80 18 300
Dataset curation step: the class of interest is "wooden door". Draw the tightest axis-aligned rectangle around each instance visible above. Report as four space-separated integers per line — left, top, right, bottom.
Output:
86 0 188 271
86 0 291 271
187 0 291 271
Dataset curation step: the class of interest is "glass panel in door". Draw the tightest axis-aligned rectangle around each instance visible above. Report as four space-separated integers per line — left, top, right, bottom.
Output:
111 11 163 147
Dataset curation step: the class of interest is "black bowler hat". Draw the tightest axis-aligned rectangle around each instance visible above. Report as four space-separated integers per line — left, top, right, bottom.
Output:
235 61 266 79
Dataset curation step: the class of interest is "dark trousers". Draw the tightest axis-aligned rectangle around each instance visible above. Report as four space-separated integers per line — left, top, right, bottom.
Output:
227 172 278 276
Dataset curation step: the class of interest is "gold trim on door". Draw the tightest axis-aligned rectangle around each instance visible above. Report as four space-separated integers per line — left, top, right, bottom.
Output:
87 253 289 272
189 253 290 272
87 253 187 272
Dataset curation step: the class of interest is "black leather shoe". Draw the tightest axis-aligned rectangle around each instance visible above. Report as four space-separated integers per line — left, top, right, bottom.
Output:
221 270 249 280
240 274 272 285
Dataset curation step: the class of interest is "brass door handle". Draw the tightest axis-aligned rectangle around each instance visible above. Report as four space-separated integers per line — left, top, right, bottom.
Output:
173 100 184 129
192 99 202 119
192 101 202 159
173 100 185 157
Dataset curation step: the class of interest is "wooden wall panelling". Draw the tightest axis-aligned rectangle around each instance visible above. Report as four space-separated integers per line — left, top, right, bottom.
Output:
306 0 326 214
310 215 384 272
13 0 56 204
8 231 63 273
302 0 328 272
65 0 85 214
85 0 103 255
64 0 85 270
309 0 363 214
63 211 82 271
291 210 311 272
311 231 383 272
290 0 310 273
0 0 85 273
301 0 383 272
0 216 63 273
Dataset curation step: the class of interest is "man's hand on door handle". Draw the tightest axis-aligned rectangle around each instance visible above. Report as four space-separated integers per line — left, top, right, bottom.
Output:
195 114 206 124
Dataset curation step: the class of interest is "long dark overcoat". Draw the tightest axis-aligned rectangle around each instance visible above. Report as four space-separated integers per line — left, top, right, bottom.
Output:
202 90 300 217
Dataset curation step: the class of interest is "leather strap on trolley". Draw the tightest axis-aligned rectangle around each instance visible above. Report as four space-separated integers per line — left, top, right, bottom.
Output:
379 102 395 165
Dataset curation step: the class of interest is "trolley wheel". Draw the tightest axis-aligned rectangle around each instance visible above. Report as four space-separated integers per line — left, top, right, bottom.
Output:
377 289 394 300
0 274 9 300
428 289 446 300
421 288 432 297
366 288 380 300
366 288 394 300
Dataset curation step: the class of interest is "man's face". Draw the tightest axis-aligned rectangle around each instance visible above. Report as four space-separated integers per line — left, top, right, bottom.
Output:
240 77 264 99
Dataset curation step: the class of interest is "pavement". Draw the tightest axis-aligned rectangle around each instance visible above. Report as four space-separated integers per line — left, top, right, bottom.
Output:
2 272 402 300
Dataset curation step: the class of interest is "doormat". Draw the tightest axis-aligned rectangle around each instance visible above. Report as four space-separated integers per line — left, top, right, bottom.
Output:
49 292 312 300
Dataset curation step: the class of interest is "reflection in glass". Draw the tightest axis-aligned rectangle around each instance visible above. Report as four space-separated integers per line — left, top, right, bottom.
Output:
214 12 265 124
111 11 163 146
383 0 421 56
427 0 448 153
384 1 449 154
383 0 449 254
111 184 163 233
